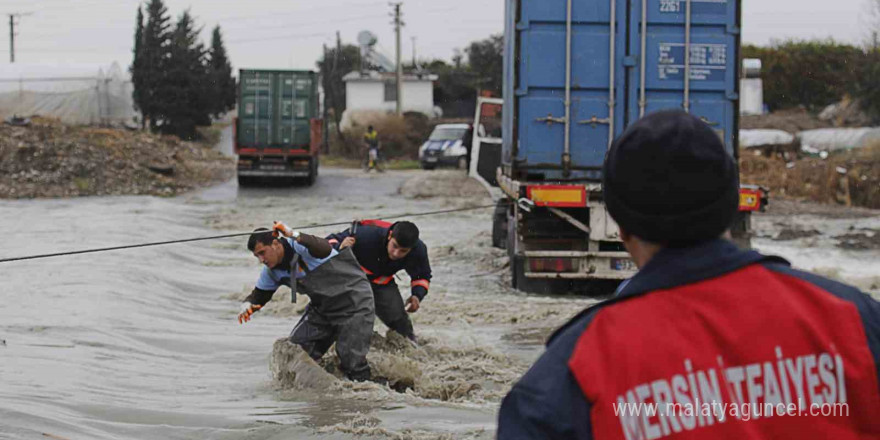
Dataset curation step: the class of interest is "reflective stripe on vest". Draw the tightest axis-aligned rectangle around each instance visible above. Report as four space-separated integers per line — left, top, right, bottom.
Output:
372 275 394 285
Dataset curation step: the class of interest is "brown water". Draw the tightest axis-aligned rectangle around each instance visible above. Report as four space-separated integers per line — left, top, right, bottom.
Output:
0 163 598 439
2 129 876 439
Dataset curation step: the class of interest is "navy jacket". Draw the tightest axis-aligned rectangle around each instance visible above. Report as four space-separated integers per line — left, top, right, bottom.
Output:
326 220 432 300
498 239 880 439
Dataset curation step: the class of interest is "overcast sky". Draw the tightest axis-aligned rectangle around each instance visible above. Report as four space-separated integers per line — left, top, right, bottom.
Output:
0 0 876 71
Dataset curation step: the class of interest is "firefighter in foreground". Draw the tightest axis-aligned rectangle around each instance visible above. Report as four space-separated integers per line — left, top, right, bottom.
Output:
327 221 430 342
498 111 880 438
238 223 375 381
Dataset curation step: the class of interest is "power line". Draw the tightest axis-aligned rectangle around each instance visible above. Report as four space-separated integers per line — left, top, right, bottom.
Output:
0 204 499 264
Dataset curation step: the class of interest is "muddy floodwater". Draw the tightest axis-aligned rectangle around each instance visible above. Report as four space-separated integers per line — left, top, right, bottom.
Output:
2 156 877 438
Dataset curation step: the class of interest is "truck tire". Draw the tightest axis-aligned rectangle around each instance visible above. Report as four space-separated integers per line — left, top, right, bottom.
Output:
492 200 508 249
511 255 563 295
306 160 318 186
421 162 435 170
730 211 752 249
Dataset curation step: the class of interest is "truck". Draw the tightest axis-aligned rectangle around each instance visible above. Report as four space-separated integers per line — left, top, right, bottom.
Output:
235 69 322 186
474 0 765 294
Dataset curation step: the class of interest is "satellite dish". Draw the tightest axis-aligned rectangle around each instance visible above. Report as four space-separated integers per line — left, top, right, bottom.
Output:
357 30 377 47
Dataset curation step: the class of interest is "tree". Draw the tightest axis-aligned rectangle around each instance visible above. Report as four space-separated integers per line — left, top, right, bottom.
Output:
130 6 146 129
421 58 478 118
466 34 503 96
208 26 236 118
741 40 864 111
316 43 362 140
160 10 211 139
139 0 172 131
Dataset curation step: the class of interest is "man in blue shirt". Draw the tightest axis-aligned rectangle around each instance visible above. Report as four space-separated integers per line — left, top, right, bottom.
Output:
238 223 376 381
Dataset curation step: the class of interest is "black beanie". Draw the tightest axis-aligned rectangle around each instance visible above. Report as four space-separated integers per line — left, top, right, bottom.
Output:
602 110 739 246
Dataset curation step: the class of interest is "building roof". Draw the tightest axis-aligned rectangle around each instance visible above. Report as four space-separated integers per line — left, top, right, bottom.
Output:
343 70 438 82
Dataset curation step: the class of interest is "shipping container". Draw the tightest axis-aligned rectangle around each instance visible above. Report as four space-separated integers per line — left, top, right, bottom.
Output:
486 0 762 294
235 69 322 186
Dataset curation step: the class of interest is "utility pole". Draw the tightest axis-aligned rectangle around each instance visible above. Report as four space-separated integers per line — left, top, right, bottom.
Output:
411 36 417 69
7 12 32 63
322 43 330 154
391 2 403 115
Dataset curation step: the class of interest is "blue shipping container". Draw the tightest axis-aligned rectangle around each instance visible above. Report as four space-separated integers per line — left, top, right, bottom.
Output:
502 0 740 181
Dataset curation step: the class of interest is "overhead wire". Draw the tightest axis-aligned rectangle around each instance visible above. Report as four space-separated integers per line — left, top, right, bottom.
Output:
0 203 502 264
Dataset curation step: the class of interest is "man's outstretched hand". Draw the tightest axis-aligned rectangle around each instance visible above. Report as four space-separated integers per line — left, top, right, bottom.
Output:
340 236 357 249
238 302 262 324
405 296 420 313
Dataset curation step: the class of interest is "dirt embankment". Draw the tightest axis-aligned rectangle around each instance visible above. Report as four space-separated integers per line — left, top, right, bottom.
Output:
740 108 833 133
0 117 233 199
740 142 880 209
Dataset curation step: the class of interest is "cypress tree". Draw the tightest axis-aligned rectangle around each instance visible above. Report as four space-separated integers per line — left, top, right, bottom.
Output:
209 26 236 118
163 10 210 139
141 0 172 131
130 6 146 129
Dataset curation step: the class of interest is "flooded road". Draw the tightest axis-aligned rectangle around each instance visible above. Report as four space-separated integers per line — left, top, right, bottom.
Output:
0 158 595 439
2 132 877 439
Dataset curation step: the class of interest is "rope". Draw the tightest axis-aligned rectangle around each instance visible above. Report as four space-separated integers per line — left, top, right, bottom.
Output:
0 203 500 264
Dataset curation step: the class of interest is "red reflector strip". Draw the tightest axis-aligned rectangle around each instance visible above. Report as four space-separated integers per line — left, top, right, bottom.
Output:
288 149 309 155
238 148 258 154
739 189 761 212
411 279 430 291
372 276 394 285
263 148 283 155
360 219 393 228
528 258 577 273
526 185 587 208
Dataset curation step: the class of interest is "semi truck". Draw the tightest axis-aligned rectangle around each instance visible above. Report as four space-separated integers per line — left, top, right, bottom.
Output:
235 69 322 186
472 0 765 294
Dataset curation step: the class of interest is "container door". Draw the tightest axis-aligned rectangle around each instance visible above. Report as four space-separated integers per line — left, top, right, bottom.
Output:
238 70 275 148
627 0 739 156
510 0 626 180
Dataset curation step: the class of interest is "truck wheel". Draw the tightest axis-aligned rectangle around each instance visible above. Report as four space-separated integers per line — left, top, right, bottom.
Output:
237 175 253 187
511 255 560 294
306 161 317 186
492 200 508 249
421 162 435 170
730 211 752 249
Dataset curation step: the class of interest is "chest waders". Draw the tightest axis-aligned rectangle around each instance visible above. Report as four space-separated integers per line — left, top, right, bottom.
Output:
287 248 375 381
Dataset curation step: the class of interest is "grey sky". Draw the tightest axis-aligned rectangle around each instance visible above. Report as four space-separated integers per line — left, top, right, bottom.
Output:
0 0 875 71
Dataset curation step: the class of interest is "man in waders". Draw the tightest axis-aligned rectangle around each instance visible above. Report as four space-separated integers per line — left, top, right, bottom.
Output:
326 220 430 343
237 222 375 381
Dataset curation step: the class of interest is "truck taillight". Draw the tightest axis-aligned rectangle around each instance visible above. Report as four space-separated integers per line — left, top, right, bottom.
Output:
528 258 577 273
738 188 762 211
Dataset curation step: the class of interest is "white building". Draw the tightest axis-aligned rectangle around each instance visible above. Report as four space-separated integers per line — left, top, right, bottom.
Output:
341 71 439 129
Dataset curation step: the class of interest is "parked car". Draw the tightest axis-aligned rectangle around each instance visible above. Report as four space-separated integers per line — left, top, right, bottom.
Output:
418 123 472 170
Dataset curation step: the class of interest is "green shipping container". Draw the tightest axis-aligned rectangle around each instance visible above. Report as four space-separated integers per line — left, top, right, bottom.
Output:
237 69 318 148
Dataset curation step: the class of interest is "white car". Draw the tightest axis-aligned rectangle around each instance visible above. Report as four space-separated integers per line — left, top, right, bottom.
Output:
418 123 471 170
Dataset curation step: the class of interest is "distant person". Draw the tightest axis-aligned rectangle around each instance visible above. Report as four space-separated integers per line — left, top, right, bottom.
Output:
238 223 376 382
363 125 383 172
326 220 431 343
497 110 880 438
